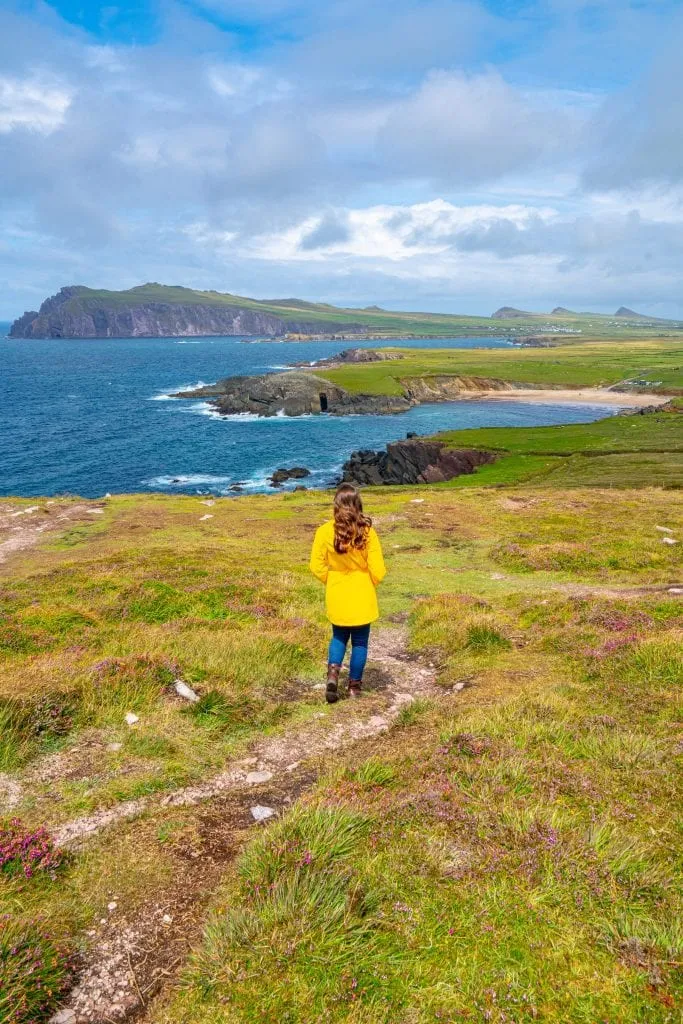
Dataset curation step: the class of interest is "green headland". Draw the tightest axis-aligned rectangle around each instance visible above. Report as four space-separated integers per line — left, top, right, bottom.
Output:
10 283 683 338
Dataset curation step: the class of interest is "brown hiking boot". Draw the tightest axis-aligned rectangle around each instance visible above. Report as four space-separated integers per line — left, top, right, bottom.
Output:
348 680 362 698
326 663 341 704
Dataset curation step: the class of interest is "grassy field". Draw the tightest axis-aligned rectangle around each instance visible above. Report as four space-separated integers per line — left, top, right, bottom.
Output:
316 340 683 489
430 407 683 489
30 284 683 338
1 482 681 1023
316 338 683 394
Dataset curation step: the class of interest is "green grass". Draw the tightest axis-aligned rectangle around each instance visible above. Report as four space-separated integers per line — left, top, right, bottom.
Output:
318 340 682 492
33 284 683 338
423 408 683 489
437 409 683 456
317 338 683 392
0 917 74 1024
1 486 682 1022
163 586 682 1023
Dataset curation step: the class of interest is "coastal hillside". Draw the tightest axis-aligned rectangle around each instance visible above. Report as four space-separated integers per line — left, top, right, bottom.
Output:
1 474 681 1023
9 284 683 339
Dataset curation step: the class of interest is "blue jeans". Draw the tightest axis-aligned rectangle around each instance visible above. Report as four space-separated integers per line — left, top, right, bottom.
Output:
328 624 371 681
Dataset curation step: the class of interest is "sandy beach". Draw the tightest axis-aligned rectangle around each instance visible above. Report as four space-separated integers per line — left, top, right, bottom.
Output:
456 388 673 408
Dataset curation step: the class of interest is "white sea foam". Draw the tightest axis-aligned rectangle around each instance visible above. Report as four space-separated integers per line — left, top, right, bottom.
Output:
144 463 338 495
150 381 211 401
186 401 225 419
146 473 234 488
186 402 315 422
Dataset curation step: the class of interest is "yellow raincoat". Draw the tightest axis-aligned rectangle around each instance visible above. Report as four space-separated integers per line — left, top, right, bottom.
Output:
309 521 386 626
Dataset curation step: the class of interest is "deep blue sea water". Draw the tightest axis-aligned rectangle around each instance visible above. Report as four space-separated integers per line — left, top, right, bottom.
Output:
1 330 620 497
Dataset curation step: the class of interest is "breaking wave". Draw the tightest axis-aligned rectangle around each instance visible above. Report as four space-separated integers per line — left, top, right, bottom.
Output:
150 381 211 401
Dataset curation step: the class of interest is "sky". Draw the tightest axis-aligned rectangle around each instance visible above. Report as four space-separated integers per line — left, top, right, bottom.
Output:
1 0 683 319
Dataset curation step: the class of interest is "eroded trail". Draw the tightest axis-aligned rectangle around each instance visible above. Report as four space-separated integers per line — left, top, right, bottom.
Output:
49 626 445 1024
54 626 436 848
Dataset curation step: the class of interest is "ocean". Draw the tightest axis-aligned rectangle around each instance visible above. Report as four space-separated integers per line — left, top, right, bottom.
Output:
1 331 619 497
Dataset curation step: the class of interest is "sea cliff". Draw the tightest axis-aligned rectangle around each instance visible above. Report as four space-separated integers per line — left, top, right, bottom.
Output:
9 286 370 339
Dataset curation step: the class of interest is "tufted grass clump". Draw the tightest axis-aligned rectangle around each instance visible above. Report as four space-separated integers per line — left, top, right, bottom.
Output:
465 622 512 653
0 692 77 771
349 757 397 787
0 917 75 1024
181 807 384 1014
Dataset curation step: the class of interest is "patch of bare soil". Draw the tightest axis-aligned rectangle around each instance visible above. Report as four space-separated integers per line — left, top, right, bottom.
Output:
498 496 540 511
0 500 105 567
47 627 445 1023
54 771 316 1024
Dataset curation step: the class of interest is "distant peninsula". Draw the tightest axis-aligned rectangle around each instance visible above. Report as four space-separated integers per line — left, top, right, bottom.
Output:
9 283 683 339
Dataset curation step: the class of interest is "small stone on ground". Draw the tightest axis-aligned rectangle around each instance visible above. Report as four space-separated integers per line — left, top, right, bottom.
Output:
174 680 199 702
251 805 275 821
245 770 274 784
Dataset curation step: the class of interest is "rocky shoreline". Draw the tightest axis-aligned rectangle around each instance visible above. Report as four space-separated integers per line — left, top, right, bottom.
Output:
172 371 413 417
172 364 673 421
342 438 496 485
292 347 404 368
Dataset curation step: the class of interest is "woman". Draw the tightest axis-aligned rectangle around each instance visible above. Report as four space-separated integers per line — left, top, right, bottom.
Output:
309 483 386 703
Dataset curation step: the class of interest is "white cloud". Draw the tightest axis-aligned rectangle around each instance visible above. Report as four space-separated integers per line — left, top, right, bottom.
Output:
0 73 72 134
584 24 683 189
377 71 578 186
248 200 556 261
2 1 683 319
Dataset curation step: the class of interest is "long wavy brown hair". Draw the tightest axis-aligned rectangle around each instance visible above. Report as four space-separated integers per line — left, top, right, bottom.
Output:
333 483 371 554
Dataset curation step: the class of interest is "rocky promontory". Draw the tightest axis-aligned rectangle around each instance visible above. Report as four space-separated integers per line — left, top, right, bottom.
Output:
342 439 496 485
173 369 567 418
173 371 413 417
9 286 371 339
298 348 405 369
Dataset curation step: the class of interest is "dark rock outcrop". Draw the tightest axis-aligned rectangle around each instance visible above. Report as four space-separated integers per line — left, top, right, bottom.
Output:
269 466 311 485
342 439 496 486
300 348 404 369
512 335 562 348
173 371 413 417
